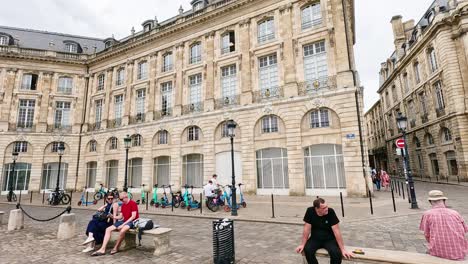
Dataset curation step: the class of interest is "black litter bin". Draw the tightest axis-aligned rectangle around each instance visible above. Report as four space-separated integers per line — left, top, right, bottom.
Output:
213 219 235 264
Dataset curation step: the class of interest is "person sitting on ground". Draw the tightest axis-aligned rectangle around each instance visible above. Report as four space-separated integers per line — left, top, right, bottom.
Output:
204 180 215 198
82 193 119 252
419 190 468 261
296 197 353 264
211 174 219 187
91 192 139 256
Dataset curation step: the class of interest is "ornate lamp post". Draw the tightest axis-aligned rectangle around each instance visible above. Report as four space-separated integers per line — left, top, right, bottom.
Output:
396 112 419 209
123 135 132 192
7 152 19 202
53 144 65 205
226 120 238 216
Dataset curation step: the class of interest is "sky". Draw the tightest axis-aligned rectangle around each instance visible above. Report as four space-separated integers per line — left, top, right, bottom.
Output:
0 0 435 111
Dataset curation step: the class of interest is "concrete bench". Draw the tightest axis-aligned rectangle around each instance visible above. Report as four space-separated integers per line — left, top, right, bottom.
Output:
0 211 4 225
313 246 468 264
112 227 172 256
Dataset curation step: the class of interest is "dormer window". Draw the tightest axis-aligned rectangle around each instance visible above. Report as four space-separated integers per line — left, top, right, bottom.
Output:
65 43 78 53
193 2 203 11
144 24 152 32
105 41 112 49
0 35 8 46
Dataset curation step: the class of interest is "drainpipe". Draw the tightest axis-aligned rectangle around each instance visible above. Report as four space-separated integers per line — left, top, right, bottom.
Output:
74 65 90 191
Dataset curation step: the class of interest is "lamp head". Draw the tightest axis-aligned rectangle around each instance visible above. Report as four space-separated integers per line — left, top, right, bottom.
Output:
124 134 132 149
58 144 65 156
226 120 236 137
12 152 19 161
396 112 408 131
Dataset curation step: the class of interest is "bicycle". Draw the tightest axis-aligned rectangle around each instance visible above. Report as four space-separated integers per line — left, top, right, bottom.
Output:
206 185 226 212
93 183 107 201
48 189 71 205
6 188 17 202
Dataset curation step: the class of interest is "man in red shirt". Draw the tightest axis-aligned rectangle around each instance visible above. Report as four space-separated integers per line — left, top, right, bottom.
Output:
92 192 139 256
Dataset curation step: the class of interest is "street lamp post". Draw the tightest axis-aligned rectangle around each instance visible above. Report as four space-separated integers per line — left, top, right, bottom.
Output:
53 144 65 205
7 152 19 202
226 120 238 216
123 135 132 192
396 112 419 209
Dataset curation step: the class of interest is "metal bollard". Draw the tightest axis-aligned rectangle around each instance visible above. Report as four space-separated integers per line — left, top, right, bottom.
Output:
85 191 89 207
401 182 405 200
446 176 449 183
397 181 401 196
271 194 275 218
340 192 345 218
407 185 411 204
391 185 396 212
368 190 373 215
200 193 203 214
70 190 73 205
42 190 45 204
19 190 22 203
457 175 460 184
30 191 33 203
146 192 149 211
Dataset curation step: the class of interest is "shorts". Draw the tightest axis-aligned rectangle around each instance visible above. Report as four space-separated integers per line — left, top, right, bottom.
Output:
113 220 135 229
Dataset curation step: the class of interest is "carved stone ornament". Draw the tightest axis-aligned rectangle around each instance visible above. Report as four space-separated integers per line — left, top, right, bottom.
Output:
312 98 326 108
263 103 273 114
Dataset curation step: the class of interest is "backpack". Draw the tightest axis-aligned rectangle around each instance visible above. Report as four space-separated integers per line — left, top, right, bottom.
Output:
133 218 157 246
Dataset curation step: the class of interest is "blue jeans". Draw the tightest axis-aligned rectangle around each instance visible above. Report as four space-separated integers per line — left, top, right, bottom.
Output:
113 220 135 229
375 180 381 190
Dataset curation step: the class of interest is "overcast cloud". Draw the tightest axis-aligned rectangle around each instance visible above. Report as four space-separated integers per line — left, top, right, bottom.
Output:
0 0 434 111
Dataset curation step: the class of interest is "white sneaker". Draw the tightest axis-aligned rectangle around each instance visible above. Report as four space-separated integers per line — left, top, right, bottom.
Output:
82 246 94 253
82 237 95 245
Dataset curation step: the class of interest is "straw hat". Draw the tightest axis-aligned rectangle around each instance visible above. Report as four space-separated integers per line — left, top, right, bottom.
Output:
428 190 448 201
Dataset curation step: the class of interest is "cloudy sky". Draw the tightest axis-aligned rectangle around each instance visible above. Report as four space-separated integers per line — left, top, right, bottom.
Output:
0 0 434 111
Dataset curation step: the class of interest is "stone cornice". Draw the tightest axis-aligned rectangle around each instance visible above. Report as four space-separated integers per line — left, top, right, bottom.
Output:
0 52 87 65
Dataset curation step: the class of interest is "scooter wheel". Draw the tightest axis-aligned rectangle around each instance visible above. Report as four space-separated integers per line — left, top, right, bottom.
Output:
242 202 247 208
150 201 154 206
224 205 231 212
77 201 82 206
161 204 166 209
155 203 159 208
93 200 98 205
187 205 191 211
136 200 140 205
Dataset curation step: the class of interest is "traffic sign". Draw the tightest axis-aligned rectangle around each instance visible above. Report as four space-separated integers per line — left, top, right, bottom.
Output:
395 138 405 149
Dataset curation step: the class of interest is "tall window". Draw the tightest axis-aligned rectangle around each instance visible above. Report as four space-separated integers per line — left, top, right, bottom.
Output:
154 156 170 186
188 126 200 141
106 160 119 188
129 158 143 187
426 133 434 145
13 141 28 153
262 115 278 133
403 73 410 93
161 82 173 115
419 92 428 115
428 48 438 72
21 74 38 90
86 162 97 189
442 128 452 143
51 142 65 153
65 43 78 53
116 68 125 86
114 94 123 125
414 137 421 148
182 154 204 187
434 81 445 110
158 130 169 145
109 137 118 150
304 144 346 189
256 148 289 189
414 62 421 84
162 53 173 72
446 151 458 176
17 99 35 128
95 99 103 128
259 54 279 97
304 41 328 88
97 74 105 91
136 89 146 119
189 74 202 110
3 163 31 191
221 32 235 54
132 134 142 147
429 153 440 176
137 61 148 80
221 65 237 103
0 35 8 46
258 18 275 44
302 3 322 29
310 109 330 128
190 43 202 64
58 77 73 94
54 101 71 128
391 85 398 102
41 162 68 190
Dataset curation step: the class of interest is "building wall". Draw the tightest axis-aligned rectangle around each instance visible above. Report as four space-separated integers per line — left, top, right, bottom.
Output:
0 0 369 196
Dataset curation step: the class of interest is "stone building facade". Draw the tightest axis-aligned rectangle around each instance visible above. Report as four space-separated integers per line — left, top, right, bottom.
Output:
0 0 369 197
376 0 468 181
364 100 387 171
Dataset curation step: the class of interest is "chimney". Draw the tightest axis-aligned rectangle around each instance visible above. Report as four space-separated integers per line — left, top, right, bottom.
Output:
390 15 406 60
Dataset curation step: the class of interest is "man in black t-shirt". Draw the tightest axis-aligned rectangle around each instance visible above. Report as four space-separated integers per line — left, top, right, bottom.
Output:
295 198 353 264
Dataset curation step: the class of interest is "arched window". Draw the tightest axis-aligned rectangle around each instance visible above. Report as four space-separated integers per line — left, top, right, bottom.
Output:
51 141 65 153
89 140 97 152
65 42 78 53
13 141 28 153
182 154 204 186
132 134 142 147
188 126 200 141
301 3 322 29
428 47 438 72
425 133 434 146
442 128 452 143
310 108 330 128
258 18 275 44
413 137 421 148
109 137 118 150
261 115 278 133
157 130 169 145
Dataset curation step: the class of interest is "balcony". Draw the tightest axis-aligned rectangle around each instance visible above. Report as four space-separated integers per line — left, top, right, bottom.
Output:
129 113 145 124
182 102 203 115
436 108 446 118
0 46 87 61
88 122 101 132
253 86 283 103
154 108 172 121
421 113 429 124
298 76 337 96
107 118 122 129
8 123 35 132
214 95 239 110
47 124 71 132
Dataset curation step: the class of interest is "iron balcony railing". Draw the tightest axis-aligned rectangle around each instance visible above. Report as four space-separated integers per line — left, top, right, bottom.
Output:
182 102 203 115
154 108 173 121
107 118 122 129
214 95 239 110
298 76 337 96
88 122 101 132
253 86 283 103
129 113 145 124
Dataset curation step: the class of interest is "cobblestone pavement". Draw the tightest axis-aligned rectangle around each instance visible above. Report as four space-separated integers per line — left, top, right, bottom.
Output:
0 181 467 263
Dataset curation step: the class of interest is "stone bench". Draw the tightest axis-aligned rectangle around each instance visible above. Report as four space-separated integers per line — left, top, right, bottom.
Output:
313 246 468 264
112 227 172 256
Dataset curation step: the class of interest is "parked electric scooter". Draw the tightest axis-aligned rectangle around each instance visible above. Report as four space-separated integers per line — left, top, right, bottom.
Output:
223 183 247 212
168 184 181 208
136 184 146 205
150 184 160 207
159 185 173 208
77 187 98 206
187 185 201 211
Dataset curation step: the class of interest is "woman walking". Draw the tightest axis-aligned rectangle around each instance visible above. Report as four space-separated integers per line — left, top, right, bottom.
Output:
381 170 390 191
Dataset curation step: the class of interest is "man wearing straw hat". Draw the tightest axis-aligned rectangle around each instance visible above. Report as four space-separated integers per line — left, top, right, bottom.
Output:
419 190 468 260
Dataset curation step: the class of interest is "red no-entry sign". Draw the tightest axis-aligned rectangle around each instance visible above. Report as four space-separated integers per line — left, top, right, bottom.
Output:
395 138 405 148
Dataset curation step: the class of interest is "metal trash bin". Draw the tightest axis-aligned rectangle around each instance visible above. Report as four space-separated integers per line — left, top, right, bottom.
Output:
213 218 235 264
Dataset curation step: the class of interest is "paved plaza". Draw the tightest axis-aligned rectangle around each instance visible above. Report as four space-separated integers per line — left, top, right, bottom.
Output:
0 181 467 263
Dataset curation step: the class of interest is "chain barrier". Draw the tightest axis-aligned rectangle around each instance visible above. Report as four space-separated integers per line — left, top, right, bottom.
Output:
16 203 72 222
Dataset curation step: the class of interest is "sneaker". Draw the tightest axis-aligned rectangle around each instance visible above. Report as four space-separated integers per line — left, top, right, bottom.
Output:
82 237 95 245
82 246 94 253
